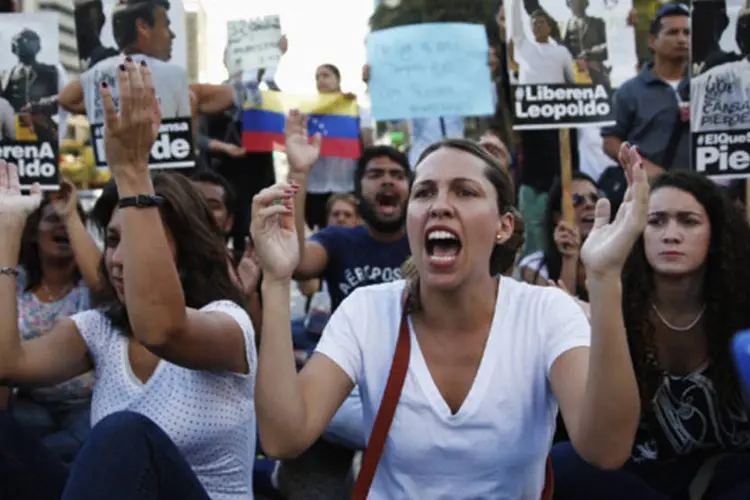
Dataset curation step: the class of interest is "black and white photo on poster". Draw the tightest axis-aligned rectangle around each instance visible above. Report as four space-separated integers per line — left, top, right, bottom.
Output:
73 0 194 169
73 0 187 71
0 12 60 189
691 1 750 179
506 0 636 129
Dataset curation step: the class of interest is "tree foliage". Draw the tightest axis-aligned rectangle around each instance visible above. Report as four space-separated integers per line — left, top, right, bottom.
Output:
369 0 499 31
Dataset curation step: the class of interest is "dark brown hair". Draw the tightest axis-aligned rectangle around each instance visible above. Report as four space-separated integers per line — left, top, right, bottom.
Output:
19 197 85 292
89 173 244 334
623 171 750 410
401 138 515 311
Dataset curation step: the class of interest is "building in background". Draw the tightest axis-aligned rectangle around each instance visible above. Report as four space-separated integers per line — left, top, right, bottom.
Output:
19 0 79 77
183 0 207 82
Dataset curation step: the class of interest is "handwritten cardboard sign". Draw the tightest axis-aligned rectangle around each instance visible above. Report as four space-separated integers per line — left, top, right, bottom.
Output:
366 23 495 121
226 15 282 77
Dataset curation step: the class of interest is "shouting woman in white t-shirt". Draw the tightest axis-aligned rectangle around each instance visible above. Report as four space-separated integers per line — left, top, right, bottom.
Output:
0 61 256 500
251 136 649 498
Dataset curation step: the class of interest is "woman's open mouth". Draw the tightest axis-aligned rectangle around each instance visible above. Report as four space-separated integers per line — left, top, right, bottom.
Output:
52 234 71 246
425 228 462 266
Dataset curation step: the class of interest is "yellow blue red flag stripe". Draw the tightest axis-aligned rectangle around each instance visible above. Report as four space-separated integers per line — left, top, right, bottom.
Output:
242 91 361 159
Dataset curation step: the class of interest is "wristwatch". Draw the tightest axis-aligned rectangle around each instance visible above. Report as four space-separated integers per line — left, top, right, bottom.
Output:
118 194 165 209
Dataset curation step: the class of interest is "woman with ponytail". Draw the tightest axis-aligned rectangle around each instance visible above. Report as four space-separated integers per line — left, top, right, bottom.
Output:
250 138 648 498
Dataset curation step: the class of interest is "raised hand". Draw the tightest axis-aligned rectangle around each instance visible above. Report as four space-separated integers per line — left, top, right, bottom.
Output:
553 221 581 258
236 238 261 296
250 183 300 282
99 58 161 176
50 178 78 221
581 142 649 277
0 160 42 238
285 109 321 174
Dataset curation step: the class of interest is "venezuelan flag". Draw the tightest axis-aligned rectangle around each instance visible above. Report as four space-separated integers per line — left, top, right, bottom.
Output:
242 91 361 160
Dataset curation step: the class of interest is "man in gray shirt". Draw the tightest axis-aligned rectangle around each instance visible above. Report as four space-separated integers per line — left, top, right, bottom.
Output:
601 3 690 178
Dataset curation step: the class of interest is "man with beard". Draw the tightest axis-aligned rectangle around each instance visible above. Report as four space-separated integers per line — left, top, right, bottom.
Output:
272 113 412 498
290 142 412 312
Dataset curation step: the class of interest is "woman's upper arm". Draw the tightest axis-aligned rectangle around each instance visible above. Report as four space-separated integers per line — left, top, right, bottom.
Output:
549 346 589 444
10 317 92 387
295 288 365 445
145 301 254 374
544 288 592 440
298 353 356 444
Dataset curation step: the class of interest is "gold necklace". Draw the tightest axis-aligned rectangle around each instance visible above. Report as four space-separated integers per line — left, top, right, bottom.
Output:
651 304 706 332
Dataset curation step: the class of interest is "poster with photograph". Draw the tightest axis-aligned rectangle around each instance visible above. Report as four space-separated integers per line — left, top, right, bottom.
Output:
506 0 636 129
76 0 195 169
74 0 187 71
691 0 750 179
0 12 60 189
74 0 194 170
226 15 282 81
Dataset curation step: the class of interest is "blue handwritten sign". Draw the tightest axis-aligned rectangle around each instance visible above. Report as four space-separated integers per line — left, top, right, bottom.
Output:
366 23 495 121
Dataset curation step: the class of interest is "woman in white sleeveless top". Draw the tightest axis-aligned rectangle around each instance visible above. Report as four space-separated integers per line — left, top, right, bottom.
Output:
0 60 255 500
250 129 650 498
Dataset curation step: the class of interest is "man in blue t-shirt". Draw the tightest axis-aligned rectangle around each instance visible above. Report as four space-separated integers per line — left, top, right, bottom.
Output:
287 117 412 312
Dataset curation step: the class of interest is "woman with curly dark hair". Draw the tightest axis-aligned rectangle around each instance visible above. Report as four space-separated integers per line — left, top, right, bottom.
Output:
552 167 750 499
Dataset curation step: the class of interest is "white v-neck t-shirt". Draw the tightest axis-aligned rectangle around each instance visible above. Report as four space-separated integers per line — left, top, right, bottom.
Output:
315 278 591 499
71 300 257 500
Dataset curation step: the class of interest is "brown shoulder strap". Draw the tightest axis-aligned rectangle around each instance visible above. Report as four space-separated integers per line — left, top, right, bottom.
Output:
351 294 411 500
351 294 555 500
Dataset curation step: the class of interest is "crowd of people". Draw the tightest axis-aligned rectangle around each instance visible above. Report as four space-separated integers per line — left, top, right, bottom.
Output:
1 0 750 499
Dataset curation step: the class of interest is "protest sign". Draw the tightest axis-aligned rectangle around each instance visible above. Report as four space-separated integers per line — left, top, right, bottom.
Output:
506 0 636 129
226 15 282 79
74 0 194 170
366 23 495 121
0 12 60 189
74 0 187 71
691 1 750 179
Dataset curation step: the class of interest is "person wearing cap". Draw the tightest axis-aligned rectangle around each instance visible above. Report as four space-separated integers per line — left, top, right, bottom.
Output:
601 3 689 180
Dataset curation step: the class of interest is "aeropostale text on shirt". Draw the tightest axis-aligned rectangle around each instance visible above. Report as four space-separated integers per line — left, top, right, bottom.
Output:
338 265 403 297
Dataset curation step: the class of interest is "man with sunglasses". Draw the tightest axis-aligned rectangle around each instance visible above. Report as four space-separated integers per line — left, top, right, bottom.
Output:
601 3 690 179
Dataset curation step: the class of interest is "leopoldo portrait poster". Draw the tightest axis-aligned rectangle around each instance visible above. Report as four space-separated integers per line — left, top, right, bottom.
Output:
505 0 636 129
73 0 194 170
0 12 61 189
691 0 750 180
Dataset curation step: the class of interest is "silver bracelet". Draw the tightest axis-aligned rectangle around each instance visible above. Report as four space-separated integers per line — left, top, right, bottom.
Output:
0 267 19 277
